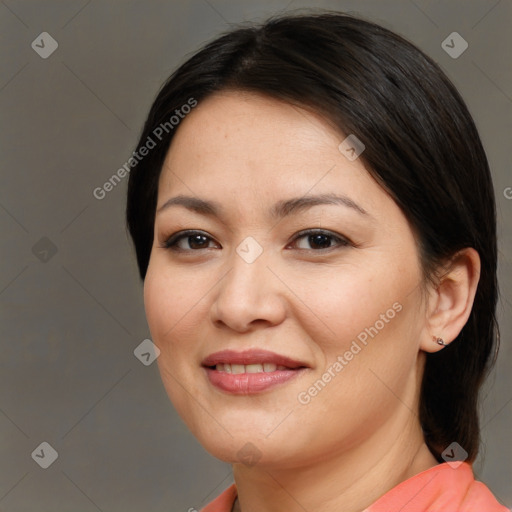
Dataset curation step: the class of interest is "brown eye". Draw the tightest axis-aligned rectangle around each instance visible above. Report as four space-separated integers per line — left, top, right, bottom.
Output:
185 234 211 249
163 231 218 251
291 229 350 251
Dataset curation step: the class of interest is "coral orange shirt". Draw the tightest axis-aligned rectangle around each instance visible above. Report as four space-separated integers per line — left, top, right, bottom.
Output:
200 462 509 512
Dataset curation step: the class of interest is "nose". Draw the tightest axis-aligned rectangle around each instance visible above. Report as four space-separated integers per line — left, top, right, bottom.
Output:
211 245 287 332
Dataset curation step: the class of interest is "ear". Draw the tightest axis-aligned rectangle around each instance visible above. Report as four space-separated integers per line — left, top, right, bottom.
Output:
419 248 481 353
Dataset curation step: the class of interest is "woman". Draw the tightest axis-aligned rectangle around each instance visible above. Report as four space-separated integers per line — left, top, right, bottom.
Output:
126 12 508 512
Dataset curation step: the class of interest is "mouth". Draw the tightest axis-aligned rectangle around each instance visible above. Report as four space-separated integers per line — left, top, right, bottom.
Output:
201 349 309 394
210 362 296 373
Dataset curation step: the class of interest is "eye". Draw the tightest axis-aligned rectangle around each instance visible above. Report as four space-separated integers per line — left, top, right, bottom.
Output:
161 230 219 251
161 228 351 253
288 229 350 251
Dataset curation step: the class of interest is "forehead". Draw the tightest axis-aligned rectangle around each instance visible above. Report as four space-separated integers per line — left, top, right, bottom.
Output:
162 93 354 179
156 91 396 223
167 91 339 162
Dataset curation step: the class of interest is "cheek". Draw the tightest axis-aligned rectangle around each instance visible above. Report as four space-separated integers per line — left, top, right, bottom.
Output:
144 265 172 342
144 262 198 342
288 262 409 350
143 263 204 412
143 260 215 388
292 257 422 405
289 275 421 449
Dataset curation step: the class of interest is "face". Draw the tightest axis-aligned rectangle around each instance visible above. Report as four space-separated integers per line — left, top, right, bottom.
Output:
144 90 428 469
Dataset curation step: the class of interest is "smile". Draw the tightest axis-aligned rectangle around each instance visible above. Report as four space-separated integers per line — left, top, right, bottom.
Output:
214 363 289 373
202 349 309 394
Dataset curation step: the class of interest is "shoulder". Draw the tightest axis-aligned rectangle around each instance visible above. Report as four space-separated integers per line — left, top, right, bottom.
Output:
366 462 509 512
461 478 510 512
200 483 237 512
199 464 509 512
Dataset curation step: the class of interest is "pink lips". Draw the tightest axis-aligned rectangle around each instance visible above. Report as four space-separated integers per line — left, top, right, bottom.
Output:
202 349 308 394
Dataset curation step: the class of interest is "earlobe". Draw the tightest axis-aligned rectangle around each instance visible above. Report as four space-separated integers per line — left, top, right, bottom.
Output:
421 334 449 354
433 336 447 347
420 248 481 354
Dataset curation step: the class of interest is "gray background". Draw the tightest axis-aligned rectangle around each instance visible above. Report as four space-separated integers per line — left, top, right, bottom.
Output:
1 0 511 510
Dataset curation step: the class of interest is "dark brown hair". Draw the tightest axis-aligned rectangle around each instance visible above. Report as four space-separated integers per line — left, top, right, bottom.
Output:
126 11 499 462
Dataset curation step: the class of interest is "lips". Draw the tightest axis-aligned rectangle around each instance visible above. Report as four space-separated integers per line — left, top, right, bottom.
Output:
202 349 309 394
214 362 288 374
201 349 307 370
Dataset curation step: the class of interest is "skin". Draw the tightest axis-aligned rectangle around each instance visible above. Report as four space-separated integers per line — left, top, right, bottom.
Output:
144 90 481 512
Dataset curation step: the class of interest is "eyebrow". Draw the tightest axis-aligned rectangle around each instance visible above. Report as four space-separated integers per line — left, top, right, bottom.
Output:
156 193 370 219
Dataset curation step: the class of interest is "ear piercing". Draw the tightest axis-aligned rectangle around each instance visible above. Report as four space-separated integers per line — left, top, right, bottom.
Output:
433 335 447 346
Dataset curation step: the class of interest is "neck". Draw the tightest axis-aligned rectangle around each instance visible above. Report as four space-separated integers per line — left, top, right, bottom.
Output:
232 407 438 512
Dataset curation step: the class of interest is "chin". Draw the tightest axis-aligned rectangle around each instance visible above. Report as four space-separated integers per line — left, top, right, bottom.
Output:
195 425 302 469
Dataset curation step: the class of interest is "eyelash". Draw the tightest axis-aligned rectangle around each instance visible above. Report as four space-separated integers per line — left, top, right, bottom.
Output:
161 228 351 253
